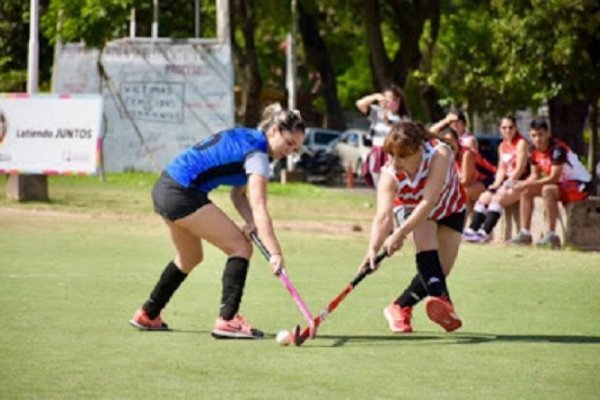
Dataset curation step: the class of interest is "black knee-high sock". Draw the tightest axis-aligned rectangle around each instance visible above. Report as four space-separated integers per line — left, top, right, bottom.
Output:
416 250 449 298
395 274 428 308
482 211 502 234
219 257 249 320
143 261 188 319
469 211 486 231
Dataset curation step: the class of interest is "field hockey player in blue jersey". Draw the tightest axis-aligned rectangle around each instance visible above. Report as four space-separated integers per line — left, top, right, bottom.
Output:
129 103 305 339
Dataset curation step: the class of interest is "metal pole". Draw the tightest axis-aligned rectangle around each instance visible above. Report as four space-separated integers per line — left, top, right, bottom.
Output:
216 0 230 44
27 0 39 94
8 0 49 202
284 0 298 174
195 0 201 38
130 8 136 38
286 0 297 111
152 0 159 39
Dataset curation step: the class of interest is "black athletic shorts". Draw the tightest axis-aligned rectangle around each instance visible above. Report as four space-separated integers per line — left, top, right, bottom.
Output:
394 207 466 234
151 171 212 221
437 210 466 233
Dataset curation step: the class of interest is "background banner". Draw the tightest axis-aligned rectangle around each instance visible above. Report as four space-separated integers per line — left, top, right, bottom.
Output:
0 94 103 175
52 40 235 172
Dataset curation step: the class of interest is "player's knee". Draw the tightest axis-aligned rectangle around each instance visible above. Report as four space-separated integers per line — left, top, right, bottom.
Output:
542 184 559 199
176 253 203 272
227 237 252 259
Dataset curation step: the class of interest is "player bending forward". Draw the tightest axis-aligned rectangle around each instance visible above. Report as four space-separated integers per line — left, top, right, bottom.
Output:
361 121 465 333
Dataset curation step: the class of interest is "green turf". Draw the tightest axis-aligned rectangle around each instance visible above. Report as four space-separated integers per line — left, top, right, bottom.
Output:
1 176 599 399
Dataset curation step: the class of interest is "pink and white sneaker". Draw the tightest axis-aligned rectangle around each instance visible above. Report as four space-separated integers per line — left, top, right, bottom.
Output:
211 314 264 339
425 296 462 332
129 308 169 331
383 303 413 333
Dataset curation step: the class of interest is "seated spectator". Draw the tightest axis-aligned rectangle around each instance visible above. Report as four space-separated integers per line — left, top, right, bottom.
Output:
430 109 478 154
509 118 592 248
462 115 529 243
442 129 497 213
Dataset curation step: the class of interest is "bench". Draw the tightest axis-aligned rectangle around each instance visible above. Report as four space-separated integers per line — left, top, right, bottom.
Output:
492 196 600 250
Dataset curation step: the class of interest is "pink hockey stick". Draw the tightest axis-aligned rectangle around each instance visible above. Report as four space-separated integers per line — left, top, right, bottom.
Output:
250 233 314 324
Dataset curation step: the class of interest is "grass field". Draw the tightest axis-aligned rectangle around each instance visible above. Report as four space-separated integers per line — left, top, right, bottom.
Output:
1 175 599 399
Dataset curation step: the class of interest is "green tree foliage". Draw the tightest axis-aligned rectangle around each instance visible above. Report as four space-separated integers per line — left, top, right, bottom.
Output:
426 0 599 152
42 0 132 48
0 0 52 92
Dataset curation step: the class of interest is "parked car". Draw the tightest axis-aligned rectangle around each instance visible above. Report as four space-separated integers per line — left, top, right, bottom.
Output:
302 127 342 154
270 127 342 181
330 128 372 175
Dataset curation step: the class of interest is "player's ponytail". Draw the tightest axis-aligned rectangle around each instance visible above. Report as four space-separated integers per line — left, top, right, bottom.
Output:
258 103 305 134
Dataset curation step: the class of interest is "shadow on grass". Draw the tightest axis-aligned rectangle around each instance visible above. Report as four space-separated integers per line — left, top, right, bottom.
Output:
311 332 600 348
167 329 600 348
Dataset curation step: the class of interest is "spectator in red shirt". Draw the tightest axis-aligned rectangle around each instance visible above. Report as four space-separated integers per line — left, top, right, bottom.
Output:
509 118 591 249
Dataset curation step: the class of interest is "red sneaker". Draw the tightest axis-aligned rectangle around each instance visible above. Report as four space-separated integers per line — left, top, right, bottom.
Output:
425 296 462 332
211 314 264 339
383 303 413 333
129 308 169 331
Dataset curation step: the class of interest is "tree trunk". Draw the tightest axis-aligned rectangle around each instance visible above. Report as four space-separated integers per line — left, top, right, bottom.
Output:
548 96 589 155
230 0 262 127
362 0 391 89
421 84 445 122
297 3 346 130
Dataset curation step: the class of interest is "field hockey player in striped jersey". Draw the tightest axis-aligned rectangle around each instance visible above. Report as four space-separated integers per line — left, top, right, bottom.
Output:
362 121 465 333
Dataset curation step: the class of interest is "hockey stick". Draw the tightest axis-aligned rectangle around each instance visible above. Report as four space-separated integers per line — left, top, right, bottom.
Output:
292 251 388 346
250 232 314 325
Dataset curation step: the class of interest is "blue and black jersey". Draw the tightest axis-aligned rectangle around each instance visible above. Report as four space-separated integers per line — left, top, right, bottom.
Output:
165 127 268 192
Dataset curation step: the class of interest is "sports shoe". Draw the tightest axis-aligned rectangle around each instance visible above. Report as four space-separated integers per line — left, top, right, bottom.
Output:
508 231 533 246
464 229 490 243
461 228 479 242
129 308 169 331
211 314 264 339
425 296 462 332
383 303 413 333
535 232 561 249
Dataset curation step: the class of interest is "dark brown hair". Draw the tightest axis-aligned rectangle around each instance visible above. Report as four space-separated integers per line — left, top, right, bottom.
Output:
384 84 410 118
383 121 433 157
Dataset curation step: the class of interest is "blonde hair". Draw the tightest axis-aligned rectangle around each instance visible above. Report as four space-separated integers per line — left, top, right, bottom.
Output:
258 103 305 134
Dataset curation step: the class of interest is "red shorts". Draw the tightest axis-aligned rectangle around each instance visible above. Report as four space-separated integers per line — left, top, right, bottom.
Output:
559 180 590 204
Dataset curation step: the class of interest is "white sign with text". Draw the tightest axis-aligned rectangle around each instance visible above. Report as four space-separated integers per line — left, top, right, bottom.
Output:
0 94 103 174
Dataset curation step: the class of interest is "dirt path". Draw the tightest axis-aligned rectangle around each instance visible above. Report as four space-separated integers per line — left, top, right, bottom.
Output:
0 206 369 236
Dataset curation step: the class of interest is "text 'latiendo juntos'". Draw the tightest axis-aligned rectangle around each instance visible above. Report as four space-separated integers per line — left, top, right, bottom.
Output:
15 128 93 139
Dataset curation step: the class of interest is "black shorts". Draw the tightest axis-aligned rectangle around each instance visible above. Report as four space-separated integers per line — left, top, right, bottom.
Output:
481 176 495 188
152 171 212 221
393 207 466 234
437 210 466 233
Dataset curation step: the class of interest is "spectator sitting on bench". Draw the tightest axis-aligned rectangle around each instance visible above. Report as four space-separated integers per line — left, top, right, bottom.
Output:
442 129 497 214
509 117 592 249
463 115 529 243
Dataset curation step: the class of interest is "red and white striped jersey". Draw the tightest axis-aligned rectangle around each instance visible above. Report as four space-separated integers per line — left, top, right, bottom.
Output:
499 133 527 178
384 141 466 220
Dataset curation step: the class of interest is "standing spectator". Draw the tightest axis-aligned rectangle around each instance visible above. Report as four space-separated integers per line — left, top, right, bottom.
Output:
430 109 478 154
361 121 465 334
355 85 411 187
509 118 591 248
129 103 305 339
463 116 529 243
